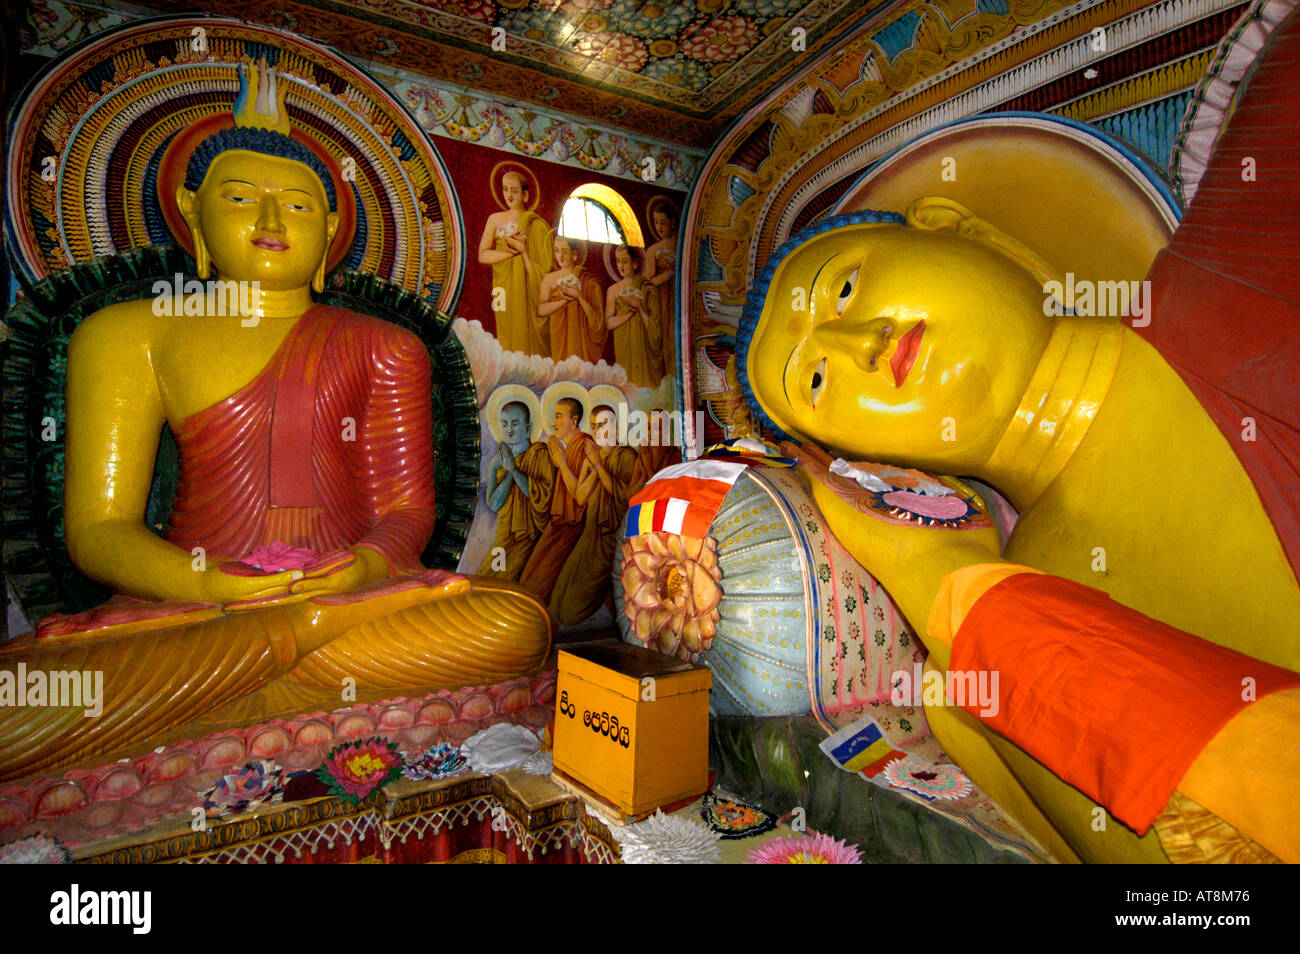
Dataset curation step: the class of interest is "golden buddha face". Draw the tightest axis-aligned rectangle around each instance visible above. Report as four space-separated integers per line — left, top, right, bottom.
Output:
745 223 1053 471
179 149 338 291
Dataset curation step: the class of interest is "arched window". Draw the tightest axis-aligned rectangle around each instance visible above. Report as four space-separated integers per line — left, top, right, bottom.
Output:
558 183 645 247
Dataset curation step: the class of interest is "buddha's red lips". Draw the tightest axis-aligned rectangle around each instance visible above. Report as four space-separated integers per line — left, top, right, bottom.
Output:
890 321 925 387
252 237 289 251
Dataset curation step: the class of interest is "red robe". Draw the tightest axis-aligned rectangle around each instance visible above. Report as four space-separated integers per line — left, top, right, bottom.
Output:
166 305 436 574
1135 5 1300 585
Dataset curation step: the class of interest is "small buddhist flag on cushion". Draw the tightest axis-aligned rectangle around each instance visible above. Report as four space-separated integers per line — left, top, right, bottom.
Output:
625 459 748 539
820 716 907 778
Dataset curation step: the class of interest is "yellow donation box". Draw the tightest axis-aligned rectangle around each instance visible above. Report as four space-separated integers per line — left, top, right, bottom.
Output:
554 644 712 816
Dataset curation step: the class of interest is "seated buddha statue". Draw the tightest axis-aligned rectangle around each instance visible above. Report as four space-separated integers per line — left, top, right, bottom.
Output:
0 67 552 782
738 200 1300 863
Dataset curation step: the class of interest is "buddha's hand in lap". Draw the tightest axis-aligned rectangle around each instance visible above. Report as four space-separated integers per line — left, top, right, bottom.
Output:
287 546 390 598
201 561 305 605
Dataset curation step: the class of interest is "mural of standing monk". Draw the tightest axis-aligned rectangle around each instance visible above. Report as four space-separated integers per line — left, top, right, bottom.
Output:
643 197 679 374
477 162 551 356
538 234 606 364
605 245 664 389
552 393 647 625
519 389 599 606
478 387 553 582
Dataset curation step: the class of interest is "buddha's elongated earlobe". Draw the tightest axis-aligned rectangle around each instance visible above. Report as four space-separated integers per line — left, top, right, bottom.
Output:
176 185 211 279
906 196 1069 308
313 211 340 293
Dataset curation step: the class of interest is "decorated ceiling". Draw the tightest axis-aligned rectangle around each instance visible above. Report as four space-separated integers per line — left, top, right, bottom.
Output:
34 0 903 146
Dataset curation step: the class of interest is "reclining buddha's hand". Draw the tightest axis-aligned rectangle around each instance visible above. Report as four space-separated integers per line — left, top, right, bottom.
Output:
786 441 1004 639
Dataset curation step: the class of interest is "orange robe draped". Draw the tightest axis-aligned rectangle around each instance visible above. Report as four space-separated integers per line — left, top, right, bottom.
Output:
1136 6 1300 586
478 442 554 581
519 433 596 604
945 572 1300 833
543 268 606 364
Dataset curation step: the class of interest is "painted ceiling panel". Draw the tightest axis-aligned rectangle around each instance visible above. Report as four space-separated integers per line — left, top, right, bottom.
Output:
88 0 912 146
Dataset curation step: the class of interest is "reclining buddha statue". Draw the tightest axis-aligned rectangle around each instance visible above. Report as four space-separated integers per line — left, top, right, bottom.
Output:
0 64 552 782
737 191 1300 863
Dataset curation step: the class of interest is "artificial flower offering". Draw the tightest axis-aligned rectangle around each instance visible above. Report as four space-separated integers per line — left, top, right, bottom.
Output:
227 542 320 574
316 738 404 804
202 760 285 818
747 832 864 865
401 743 469 782
619 533 722 661
0 833 72 865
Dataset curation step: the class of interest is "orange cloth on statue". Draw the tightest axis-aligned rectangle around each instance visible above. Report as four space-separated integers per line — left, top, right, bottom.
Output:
937 569 1300 833
166 305 436 574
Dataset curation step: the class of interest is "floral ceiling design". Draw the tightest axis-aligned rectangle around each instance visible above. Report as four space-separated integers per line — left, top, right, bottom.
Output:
398 0 889 101
42 0 902 146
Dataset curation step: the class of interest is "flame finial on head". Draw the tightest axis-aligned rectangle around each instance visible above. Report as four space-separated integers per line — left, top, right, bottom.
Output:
233 57 291 135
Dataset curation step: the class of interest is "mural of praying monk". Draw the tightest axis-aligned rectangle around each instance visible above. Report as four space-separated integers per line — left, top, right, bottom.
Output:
605 245 664 388
551 395 648 625
519 389 599 605
643 197 679 374
478 387 553 581
538 234 606 364
477 162 552 356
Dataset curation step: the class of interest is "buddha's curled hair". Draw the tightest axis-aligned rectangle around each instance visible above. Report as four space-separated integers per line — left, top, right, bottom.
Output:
185 127 338 211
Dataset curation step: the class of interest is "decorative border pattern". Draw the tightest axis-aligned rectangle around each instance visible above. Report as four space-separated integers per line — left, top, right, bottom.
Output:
75 772 603 864
22 0 705 190
1169 0 1298 203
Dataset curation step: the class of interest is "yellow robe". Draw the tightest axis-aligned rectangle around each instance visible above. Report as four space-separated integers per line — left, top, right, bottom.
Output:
478 442 554 581
648 244 677 374
543 267 606 364
611 274 665 389
492 210 552 357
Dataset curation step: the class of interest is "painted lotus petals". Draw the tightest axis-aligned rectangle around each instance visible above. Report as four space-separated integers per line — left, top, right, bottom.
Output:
620 532 723 662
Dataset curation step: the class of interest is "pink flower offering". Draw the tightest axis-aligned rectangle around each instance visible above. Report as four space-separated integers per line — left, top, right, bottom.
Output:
240 542 319 573
747 831 864 864
316 738 403 804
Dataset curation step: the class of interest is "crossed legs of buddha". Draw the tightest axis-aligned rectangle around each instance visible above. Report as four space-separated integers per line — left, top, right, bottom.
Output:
0 578 553 782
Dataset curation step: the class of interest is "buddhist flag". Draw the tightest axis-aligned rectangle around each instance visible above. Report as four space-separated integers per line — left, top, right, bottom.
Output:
820 717 907 778
624 459 747 539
